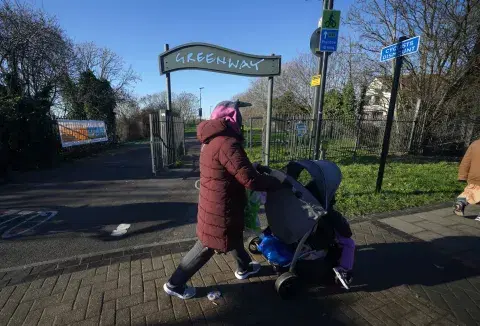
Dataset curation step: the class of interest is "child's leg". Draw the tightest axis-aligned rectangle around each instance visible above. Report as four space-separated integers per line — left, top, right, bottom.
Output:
335 232 355 271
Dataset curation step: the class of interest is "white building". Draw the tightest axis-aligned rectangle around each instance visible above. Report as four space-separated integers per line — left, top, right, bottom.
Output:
362 77 391 119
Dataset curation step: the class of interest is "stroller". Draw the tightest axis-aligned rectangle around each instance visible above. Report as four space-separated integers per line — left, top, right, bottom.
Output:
246 159 344 298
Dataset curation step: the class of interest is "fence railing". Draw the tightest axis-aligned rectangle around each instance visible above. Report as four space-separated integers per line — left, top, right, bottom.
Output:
244 115 480 164
149 111 185 174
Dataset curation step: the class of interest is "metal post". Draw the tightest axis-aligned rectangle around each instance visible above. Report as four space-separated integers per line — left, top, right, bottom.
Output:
313 0 334 160
199 87 204 121
149 114 156 175
353 116 362 162
249 117 253 151
376 36 406 193
265 76 274 166
165 44 172 112
159 110 166 169
408 98 421 153
164 44 175 164
310 0 329 151
182 119 186 156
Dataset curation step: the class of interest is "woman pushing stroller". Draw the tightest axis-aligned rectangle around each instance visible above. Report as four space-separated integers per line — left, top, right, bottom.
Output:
163 100 287 300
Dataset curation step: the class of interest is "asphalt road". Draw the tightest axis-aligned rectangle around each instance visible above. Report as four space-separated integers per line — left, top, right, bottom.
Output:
0 141 201 269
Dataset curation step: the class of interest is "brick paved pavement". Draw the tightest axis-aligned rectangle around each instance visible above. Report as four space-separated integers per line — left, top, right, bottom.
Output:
2 216 478 326
378 205 480 325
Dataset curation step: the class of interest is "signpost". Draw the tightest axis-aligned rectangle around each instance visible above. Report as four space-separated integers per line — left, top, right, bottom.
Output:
319 10 340 52
376 36 420 193
311 75 321 87
320 29 339 52
159 43 281 167
380 36 420 62
321 9 341 29
159 43 281 77
313 3 339 160
296 122 307 137
309 28 322 57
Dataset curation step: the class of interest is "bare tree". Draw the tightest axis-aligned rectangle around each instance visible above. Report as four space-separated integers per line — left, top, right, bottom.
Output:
173 92 198 121
235 45 376 119
139 92 168 111
348 0 480 122
138 91 198 119
115 97 143 141
74 42 139 100
0 1 73 101
233 78 269 120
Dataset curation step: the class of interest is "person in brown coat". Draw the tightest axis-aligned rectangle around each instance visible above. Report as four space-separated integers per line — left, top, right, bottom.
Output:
454 139 480 217
163 101 283 299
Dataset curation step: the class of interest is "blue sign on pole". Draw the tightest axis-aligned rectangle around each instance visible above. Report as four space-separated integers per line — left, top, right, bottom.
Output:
320 29 339 52
295 122 307 137
380 36 420 62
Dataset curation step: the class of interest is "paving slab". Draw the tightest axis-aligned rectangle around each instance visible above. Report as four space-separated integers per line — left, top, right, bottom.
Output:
379 206 480 325
0 221 473 325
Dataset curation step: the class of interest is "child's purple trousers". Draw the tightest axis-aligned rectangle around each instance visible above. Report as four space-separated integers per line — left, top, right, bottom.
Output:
335 231 355 270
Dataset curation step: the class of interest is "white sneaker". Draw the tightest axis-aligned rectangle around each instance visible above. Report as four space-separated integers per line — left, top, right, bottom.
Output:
333 267 351 290
234 261 261 280
163 283 196 300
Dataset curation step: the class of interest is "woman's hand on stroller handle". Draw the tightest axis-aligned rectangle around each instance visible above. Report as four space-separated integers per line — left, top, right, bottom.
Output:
253 162 271 174
281 178 303 198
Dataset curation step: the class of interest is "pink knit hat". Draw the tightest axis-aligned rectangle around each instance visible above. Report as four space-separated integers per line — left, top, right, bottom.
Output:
210 101 242 133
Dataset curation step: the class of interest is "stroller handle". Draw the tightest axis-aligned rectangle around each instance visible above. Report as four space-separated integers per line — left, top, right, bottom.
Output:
254 163 272 175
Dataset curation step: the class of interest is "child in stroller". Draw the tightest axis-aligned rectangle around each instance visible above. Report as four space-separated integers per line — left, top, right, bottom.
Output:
248 160 355 296
306 194 354 289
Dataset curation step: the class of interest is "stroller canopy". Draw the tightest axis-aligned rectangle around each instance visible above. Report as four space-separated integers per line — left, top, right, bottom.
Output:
285 160 342 211
265 160 342 244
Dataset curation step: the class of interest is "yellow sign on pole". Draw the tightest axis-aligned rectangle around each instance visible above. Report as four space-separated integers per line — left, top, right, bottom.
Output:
311 75 321 87
321 10 341 30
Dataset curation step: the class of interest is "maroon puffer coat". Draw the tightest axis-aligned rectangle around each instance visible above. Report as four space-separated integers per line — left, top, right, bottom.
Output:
196 119 280 252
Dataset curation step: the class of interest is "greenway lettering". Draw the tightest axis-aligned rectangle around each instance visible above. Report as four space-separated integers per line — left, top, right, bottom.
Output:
175 52 265 72
160 43 281 77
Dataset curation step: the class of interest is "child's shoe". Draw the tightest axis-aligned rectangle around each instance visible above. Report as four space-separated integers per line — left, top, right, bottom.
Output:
333 266 353 290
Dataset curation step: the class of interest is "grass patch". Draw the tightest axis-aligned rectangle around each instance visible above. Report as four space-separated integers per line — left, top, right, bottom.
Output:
185 125 197 133
245 145 461 217
336 162 461 217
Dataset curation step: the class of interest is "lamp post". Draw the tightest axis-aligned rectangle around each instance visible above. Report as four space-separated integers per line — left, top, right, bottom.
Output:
199 87 204 121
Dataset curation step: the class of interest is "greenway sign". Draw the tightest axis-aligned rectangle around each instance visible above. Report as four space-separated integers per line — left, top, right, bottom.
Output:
159 43 281 77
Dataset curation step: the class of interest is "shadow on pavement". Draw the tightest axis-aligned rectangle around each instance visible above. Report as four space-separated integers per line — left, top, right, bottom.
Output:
297 236 480 293
3 144 154 185
170 280 348 325
0 201 198 269
163 236 479 325
0 202 198 241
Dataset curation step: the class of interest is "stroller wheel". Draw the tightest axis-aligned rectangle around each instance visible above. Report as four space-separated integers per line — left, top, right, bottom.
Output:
275 272 298 299
246 236 261 254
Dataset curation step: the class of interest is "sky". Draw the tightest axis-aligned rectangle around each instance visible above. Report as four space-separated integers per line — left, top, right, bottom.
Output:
26 0 354 117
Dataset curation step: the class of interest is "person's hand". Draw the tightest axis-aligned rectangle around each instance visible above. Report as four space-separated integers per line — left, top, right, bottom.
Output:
282 178 303 198
253 162 271 174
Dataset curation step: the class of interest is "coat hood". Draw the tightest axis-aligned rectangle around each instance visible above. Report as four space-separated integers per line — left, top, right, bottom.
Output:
197 119 242 144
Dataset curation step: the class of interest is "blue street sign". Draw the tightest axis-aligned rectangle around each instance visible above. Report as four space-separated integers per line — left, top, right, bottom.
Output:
296 122 307 137
380 36 420 62
320 29 339 52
